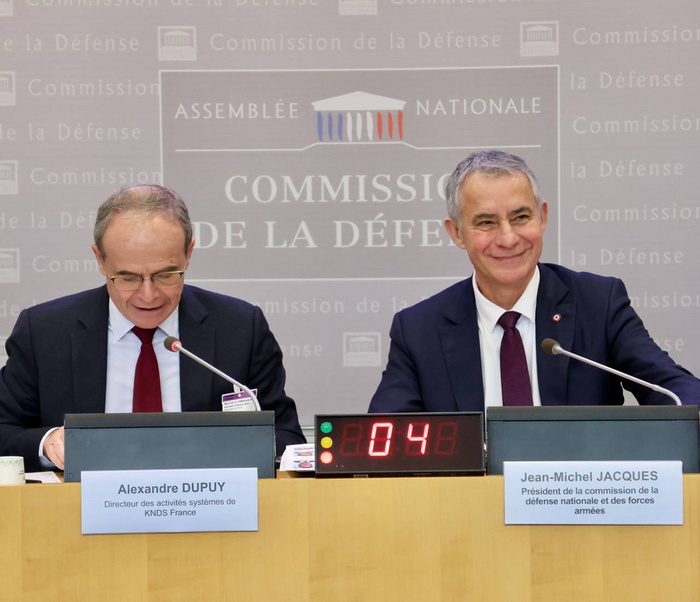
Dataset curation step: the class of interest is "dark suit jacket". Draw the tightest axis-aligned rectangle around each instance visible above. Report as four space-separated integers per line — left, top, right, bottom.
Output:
0 285 305 470
369 263 700 413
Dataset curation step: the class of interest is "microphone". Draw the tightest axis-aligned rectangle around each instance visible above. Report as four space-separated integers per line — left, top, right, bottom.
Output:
541 338 681 406
164 336 261 411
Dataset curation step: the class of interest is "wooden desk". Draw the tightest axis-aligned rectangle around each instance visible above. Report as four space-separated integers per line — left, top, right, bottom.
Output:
1 475 699 601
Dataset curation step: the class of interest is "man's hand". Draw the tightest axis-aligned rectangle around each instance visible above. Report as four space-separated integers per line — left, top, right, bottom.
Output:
43 427 65 470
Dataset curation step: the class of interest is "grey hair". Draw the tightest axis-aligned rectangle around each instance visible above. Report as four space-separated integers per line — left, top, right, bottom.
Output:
93 185 193 258
444 150 543 226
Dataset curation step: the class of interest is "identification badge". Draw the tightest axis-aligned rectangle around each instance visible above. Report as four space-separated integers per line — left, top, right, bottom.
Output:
222 389 258 412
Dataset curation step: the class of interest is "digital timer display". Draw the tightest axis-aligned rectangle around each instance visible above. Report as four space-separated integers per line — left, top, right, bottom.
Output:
314 413 484 476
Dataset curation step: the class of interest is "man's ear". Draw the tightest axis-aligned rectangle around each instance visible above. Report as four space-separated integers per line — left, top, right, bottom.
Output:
92 244 106 276
444 218 467 250
185 237 195 268
539 200 549 232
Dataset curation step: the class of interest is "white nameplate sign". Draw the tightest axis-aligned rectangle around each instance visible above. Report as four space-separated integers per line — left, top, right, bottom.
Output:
81 467 258 534
504 460 683 525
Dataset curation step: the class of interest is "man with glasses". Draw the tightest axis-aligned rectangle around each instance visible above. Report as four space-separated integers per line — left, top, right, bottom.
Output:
0 185 305 471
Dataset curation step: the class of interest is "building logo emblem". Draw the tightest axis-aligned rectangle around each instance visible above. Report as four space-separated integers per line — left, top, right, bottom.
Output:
311 91 406 143
0 72 16 106
520 22 559 57
158 26 197 61
0 249 19 283
343 332 381 367
0 161 18 195
339 0 377 16
0 0 12 17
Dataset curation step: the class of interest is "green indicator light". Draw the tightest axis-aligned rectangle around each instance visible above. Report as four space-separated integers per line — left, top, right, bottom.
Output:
320 421 332 434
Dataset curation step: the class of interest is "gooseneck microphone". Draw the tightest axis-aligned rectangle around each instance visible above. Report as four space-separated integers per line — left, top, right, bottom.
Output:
164 336 261 411
541 338 682 406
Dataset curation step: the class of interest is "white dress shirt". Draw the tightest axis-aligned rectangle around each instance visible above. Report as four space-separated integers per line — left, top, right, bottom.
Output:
473 267 542 408
104 299 182 413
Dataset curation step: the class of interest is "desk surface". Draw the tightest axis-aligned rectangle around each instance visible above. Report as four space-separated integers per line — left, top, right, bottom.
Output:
1 475 699 601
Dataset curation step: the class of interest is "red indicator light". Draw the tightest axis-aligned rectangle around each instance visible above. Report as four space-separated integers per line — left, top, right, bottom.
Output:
320 451 333 464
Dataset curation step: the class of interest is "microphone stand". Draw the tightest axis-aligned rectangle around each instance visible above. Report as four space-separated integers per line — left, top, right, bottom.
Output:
542 338 682 406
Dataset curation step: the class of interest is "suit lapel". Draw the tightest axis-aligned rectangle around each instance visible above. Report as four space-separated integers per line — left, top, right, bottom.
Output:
439 280 485 412
536 265 575 406
178 287 216 411
71 287 109 413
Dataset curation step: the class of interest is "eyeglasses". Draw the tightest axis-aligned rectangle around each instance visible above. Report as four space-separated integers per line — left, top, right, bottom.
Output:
102 263 186 292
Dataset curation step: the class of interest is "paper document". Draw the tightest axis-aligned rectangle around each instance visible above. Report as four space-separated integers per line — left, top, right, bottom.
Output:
279 444 315 472
25 471 63 483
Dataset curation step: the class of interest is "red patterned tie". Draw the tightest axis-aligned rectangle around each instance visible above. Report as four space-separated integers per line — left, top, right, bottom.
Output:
498 311 533 406
132 327 163 413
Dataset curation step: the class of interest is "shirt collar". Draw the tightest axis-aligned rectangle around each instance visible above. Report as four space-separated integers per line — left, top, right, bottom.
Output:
473 266 540 333
108 299 180 341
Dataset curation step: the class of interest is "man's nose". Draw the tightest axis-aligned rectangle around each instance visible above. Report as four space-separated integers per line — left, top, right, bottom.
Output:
495 222 518 246
136 278 159 301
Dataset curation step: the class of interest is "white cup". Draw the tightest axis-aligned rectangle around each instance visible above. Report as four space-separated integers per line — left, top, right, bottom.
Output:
0 456 25 485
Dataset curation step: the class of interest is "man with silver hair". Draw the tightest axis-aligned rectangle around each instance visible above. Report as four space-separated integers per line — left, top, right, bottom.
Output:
0 185 305 471
369 150 700 413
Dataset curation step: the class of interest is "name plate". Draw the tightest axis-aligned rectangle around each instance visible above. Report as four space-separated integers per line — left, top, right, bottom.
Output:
81 467 258 534
504 461 683 525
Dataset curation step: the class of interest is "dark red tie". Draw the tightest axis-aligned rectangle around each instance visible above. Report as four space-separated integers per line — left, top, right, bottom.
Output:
132 327 163 413
498 311 533 406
